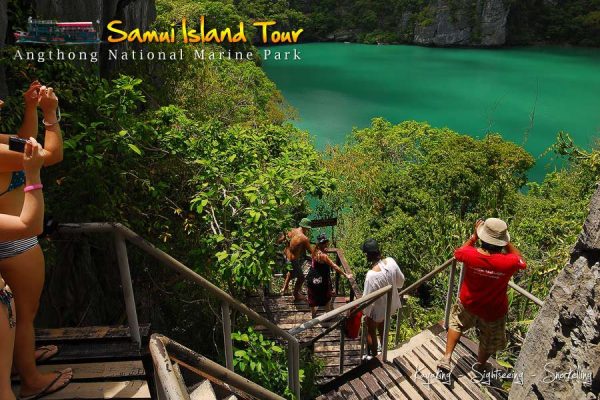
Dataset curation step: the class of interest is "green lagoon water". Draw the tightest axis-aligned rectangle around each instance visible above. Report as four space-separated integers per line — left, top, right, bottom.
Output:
262 43 600 181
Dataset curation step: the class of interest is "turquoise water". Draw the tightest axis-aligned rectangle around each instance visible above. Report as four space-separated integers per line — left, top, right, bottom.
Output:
262 43 600 181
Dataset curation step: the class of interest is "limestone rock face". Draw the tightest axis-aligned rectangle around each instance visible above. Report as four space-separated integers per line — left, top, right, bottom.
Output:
412 0 509 47
510 184 600 400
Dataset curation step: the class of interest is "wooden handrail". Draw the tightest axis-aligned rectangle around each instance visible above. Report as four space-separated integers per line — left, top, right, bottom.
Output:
398 258 455 297
508 280 544 306
326 247 361 300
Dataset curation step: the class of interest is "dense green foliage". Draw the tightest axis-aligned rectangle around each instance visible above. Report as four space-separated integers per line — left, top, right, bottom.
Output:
507 0 600 46
232 327 296 397
2 1 329 395
320 118 598 364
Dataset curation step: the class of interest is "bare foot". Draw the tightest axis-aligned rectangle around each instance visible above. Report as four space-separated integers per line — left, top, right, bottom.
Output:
19 368 73 399
12 345 59 376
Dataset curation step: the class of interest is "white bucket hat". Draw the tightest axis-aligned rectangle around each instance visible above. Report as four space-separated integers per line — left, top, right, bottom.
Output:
477 218 510 247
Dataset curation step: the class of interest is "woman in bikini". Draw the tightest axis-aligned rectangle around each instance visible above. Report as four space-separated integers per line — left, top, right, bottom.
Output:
1 137 51 400
0 83 72 399
307 233 352 318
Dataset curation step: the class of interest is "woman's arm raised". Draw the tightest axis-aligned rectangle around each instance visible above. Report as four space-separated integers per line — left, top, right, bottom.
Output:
0 138 45 240
17 81 41 139
38 86 63 166
0 86 63 172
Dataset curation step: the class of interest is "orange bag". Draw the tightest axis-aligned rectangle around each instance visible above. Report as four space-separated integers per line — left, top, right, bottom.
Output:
345 310 363 339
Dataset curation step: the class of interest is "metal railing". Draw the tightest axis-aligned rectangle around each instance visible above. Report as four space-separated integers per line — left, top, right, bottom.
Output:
56 222 544 400
150 334 285 400
56 222 302 399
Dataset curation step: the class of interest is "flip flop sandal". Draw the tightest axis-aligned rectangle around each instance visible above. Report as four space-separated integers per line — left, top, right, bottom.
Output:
35 345 59 363
11 345 59 378
19 368 72 400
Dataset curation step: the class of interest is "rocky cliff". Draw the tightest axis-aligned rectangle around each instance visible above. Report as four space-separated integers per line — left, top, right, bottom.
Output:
411 0 509 46
510 184 600 400
321 0 511 46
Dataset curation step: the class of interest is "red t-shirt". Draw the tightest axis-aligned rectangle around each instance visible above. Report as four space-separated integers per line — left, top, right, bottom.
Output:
454 245 526 321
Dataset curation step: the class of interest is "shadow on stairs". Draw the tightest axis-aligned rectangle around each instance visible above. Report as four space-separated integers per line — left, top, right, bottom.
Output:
317 323 510 400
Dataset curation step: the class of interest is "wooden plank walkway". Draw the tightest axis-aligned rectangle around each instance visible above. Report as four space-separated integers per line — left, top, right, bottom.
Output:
247 294 362 381
12 325 153 399
317 324 510 400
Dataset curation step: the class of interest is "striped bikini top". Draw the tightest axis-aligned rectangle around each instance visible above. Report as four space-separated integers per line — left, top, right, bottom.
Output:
0 171 25 197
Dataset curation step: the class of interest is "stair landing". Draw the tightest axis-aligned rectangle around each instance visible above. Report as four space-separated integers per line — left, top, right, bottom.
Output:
318 324 510 400
12 325 153 399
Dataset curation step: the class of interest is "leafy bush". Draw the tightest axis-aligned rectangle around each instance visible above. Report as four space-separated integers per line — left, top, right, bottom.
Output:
232 327 323 399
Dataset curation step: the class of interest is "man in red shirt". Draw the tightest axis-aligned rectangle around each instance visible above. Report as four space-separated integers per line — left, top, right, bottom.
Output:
437 218 526 374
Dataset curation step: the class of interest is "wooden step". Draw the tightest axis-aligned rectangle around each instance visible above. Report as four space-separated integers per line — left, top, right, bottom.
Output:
38 340 146 364
35 325 151 344
13 380 151 399
13 361 146 382
189 380 217 400
319 323 509 399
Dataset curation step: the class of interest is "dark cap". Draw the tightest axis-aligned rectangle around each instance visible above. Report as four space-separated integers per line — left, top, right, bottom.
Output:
361 238 380 254
317 233 329 244
299 218 312 229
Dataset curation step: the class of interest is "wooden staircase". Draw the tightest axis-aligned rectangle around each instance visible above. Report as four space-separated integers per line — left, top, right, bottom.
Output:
317 323 509 400
12 325 153 399
247 294 362 381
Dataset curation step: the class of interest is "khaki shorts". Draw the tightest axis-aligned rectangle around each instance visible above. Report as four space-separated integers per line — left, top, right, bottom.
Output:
448 301 507 354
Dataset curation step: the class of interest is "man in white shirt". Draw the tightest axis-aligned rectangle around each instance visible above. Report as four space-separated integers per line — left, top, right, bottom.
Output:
361 239 405 359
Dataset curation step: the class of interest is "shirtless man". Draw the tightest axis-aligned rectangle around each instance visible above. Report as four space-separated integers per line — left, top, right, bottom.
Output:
278 218 312 301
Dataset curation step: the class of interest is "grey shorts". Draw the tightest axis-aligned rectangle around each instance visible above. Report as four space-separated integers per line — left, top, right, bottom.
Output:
288 258 307 279
0 237 38 260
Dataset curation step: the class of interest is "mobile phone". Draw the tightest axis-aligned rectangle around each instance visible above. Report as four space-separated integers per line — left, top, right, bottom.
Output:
8 137 27 153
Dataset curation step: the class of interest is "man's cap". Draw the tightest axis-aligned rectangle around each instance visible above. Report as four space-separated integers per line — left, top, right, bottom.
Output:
477 218 510 247
299 218 312 229
317 233 329 244
361 238 380 254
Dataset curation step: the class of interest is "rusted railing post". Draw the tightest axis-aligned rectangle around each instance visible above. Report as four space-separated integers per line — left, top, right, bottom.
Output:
382 289 392 362
394 296 402 346
458 261 465 291
443 259 457 330
113 232 141 347
359 315 366 359
339 319 345 374
287 337 301 399
222 302 234 371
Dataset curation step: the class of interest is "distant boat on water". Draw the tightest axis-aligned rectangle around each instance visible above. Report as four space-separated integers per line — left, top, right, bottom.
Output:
14 17 101 44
